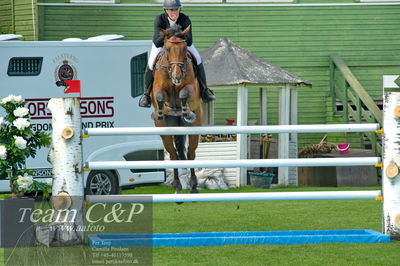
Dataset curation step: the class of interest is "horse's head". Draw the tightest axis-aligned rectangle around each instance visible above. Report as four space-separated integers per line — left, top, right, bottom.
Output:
162 25 191 86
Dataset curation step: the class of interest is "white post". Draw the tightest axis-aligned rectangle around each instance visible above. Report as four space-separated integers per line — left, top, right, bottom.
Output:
290 87 298 186
237 84 248 186
290 87 298 144
209 101 215 126
202 101 214 126
41 97 84 246
260 87 268 125
382 90 400 236
48 98 84 197
278 85 290 185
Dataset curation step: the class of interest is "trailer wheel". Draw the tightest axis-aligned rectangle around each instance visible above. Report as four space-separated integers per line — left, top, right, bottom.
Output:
86 170 119 195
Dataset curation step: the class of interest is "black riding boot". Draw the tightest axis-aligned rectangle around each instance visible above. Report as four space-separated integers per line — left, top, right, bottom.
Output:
196 63 216 103
139 67 154 108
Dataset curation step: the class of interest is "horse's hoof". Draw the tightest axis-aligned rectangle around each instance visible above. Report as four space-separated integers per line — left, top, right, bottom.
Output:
172 181 182 192
190 188 198 194
183 112 196 124
174 191 184 204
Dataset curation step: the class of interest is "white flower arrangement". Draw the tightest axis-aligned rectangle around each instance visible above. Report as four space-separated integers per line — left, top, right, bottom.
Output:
13 107 29 118
1 94 23 104
14 136 27 150
0 145 7 160
0 94 51 197
13 118 30 130
16 173 34 191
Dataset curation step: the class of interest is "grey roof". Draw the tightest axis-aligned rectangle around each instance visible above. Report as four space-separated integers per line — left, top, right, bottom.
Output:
200 38 312 87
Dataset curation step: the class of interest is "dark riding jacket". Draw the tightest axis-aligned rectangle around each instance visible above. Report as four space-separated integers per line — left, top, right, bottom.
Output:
152 12 193 48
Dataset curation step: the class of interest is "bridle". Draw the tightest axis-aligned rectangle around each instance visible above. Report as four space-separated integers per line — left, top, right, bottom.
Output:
162 38 189 84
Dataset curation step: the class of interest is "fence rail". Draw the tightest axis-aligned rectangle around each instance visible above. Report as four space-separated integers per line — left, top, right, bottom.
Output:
85 157 381 170
86 190 382 203
84 123 380 136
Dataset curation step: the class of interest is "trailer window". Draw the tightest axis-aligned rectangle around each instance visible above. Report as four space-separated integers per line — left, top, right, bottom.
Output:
124 149 164 173
8 57 43 76
130 52 147 98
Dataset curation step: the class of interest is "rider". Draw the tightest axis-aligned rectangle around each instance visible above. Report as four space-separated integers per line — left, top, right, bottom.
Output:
138 0 216 108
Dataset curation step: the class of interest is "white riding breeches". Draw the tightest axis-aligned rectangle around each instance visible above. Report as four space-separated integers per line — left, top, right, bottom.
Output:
148 43 202 70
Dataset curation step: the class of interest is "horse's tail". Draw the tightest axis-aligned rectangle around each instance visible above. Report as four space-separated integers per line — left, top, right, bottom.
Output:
174 135 187 160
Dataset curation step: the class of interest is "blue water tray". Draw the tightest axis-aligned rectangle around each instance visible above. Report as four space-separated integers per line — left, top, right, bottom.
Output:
88 229 390 247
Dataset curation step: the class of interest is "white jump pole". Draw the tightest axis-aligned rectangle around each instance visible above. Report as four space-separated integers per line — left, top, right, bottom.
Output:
85 157 380 170
86 190 381 203
382 78 400 235
83 123 379 136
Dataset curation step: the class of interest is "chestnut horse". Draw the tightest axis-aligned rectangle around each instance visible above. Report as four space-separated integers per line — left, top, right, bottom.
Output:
151 25 202 194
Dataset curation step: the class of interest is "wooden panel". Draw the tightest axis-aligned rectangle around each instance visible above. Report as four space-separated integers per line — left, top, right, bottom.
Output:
0 0 12 34
12 0 36 40
196 142 239 187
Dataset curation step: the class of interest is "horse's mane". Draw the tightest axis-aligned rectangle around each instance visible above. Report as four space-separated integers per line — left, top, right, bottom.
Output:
161 24 187 40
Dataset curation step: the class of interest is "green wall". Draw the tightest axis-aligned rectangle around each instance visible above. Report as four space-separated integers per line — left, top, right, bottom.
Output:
0 0 12 34
35 2 400 148
1 0 37 40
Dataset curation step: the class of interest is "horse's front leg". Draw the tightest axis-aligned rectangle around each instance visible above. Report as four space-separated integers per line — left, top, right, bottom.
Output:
187 134 199 193
151 89 166 121
179 87 196 124
160 136 182 194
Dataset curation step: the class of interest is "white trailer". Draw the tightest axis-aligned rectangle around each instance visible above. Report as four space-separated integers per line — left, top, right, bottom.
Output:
0 39 165 194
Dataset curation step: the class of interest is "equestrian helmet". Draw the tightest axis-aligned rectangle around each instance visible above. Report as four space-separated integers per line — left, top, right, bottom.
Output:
163 0 182 9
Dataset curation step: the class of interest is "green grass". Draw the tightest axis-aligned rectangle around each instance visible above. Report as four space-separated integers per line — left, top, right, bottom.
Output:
129 185 400 265
2 185 400 265
123 185 383 232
